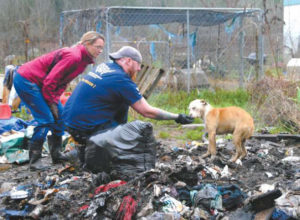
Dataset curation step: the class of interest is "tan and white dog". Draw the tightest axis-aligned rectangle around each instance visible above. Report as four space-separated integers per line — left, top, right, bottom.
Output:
188 99 254 162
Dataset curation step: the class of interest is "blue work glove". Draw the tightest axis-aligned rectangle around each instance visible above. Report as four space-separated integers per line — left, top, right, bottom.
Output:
175 114 194 124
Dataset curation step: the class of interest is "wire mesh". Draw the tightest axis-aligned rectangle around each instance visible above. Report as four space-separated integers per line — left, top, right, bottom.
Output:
60 7 263 91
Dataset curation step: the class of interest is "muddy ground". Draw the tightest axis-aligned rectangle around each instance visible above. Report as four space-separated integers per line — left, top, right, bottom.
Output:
0 124 299 219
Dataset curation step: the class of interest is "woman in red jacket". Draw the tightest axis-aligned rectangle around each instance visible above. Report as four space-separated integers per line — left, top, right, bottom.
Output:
13 31 105 171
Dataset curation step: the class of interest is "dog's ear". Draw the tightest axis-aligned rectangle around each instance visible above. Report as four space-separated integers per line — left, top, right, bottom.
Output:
199 99 207 105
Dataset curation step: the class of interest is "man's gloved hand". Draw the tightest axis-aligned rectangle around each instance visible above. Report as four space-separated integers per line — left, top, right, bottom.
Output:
49 103 59 121
175 114 194 124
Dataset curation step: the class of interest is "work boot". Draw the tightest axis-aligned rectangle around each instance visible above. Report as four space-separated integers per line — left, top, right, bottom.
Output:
63 144 86 168
29 141 49 171
77 144 86 167
47 134 68 164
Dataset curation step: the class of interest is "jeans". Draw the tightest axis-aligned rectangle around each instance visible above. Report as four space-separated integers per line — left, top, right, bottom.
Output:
13 71 64 143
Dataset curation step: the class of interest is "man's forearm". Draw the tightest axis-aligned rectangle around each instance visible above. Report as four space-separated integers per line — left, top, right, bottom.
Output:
132 98 178 120
154 108 178 120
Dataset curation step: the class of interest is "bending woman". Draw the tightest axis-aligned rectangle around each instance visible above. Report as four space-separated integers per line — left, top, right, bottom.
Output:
14 31 105 171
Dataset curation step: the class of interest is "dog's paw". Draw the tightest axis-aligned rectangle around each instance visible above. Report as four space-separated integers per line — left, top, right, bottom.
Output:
229 156 238 163
201 152 210 159
210 154 218 161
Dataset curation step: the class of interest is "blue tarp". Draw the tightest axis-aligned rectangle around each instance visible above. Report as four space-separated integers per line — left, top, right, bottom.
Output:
0 117 36 134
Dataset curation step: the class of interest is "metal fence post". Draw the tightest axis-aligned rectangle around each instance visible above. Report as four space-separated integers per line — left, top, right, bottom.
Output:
239 17 244 88
258 9 264 79
59 12 64 47
105 8 111 62
186 9 191 93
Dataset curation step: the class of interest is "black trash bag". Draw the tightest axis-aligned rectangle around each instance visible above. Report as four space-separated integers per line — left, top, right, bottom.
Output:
84 120 159 179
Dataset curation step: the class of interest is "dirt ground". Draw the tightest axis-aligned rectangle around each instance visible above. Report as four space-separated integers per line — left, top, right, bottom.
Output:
0 124 299 219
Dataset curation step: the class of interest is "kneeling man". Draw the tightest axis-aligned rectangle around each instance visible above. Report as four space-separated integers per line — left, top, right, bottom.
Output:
63 46 193 164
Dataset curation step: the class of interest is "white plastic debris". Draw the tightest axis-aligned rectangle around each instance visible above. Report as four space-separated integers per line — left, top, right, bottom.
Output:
216 138 226 147
10 190 28 199
259 184 275 193
174 181 186 188
221 165 231 178
275 191 300 218
160 193 189 214
265 172 273 178
153 184 161 197
205 166 219 180
282 156 300 162
177 155 193 166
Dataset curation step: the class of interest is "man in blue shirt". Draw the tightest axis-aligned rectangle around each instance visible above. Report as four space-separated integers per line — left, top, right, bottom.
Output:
63 46 193 163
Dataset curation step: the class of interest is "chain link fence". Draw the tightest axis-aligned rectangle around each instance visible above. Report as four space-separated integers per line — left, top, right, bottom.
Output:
60 6 264 91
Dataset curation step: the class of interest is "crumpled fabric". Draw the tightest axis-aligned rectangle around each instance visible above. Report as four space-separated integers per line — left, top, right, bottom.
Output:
193 184 219 211
115 195 137 220
271 208 291 220
94 180 127 195
217 184 247 210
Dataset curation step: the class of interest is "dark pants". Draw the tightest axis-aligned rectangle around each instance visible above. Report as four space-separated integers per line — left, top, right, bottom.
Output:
65 126 95 145
65 122 116 145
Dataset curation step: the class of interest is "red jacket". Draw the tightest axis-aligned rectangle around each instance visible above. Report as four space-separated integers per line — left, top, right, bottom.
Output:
17 44 94 104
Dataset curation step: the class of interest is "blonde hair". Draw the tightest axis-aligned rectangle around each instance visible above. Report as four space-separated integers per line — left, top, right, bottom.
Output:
78 31 105 45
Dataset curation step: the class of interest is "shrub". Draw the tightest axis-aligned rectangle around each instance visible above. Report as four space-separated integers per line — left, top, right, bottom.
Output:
248 76 300 132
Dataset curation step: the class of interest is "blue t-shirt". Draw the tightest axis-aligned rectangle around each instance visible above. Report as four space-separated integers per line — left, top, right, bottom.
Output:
63 62 142 131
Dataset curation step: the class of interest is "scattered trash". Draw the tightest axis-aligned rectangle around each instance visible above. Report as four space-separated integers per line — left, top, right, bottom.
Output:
115 195 137 220
221 165 231 178
10 190 28 199
281 156 300 162
58 165 75 174
29 205 44 219
259 184 275 193
246 189 282 212
0 123 299 219
191 141 205 147
160 193 188 214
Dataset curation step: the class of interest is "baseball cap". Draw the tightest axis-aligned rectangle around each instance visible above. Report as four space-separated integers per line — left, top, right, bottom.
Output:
109 46 142 63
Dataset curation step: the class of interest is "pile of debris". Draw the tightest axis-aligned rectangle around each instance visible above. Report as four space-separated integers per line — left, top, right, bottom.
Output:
0 127 299 219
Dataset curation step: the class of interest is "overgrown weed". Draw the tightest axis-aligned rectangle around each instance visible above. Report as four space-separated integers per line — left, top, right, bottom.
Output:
248 76 300 133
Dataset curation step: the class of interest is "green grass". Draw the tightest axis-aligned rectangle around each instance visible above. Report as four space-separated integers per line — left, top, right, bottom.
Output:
148 88 250 110
158 131 171 139
268 126 288 134
129 88 251 130
129 88 250 121
184 126 205 140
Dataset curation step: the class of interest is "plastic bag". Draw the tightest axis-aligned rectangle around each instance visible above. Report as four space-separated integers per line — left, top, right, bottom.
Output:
85 120 159 179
